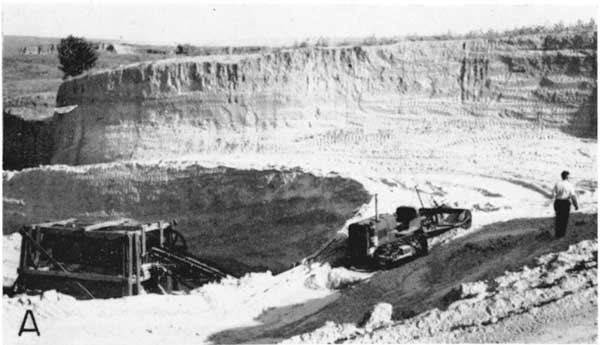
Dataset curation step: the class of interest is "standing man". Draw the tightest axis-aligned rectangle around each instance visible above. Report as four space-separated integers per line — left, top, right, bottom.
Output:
552 171 579 238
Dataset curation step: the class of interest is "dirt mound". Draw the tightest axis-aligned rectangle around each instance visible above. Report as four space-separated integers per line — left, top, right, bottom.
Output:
285 237 597 343
214 212 596 342
2 162 369 276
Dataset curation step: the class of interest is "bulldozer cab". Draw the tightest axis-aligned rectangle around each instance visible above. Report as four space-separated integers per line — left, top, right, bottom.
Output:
395 206 420 232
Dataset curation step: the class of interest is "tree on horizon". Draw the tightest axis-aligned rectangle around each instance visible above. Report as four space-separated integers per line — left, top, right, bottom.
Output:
57 35 98 79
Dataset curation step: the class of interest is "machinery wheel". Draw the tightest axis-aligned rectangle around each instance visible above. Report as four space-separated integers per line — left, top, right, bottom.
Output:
459 210 472 229
163 229 187 252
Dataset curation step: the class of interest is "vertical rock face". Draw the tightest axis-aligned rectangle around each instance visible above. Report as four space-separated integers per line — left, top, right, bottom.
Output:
2 112 54 170
7 31 597 167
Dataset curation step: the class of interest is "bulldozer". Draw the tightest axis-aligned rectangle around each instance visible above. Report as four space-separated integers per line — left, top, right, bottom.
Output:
347 189 472 268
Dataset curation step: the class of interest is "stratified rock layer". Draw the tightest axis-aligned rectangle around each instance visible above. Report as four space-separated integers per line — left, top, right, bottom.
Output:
24 31 592 166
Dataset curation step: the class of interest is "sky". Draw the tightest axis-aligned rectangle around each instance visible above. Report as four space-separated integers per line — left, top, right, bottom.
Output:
2 1 598 46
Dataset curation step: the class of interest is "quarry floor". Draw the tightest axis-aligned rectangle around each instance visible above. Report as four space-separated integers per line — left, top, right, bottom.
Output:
2 115 598 344
2 213 597 345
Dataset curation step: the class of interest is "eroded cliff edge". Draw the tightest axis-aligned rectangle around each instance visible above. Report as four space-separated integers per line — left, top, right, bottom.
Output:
5 31 597 168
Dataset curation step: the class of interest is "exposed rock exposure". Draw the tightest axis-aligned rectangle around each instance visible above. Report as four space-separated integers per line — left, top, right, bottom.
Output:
5 30 595 168
2 112 54 170
2 163 370 275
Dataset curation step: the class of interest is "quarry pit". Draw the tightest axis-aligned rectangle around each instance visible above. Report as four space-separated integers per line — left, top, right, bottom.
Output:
2 28 597 344
3 163 370 277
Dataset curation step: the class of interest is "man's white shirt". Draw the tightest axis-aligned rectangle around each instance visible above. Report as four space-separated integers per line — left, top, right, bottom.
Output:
553 180 576 200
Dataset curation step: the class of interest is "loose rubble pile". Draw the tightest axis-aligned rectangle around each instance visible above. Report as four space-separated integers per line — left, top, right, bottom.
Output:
284 239 598 343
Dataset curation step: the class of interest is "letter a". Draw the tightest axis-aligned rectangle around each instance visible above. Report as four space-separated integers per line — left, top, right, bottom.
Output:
18 309 40 336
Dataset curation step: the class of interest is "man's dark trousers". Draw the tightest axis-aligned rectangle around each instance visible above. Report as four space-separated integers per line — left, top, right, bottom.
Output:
554 199 571 238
